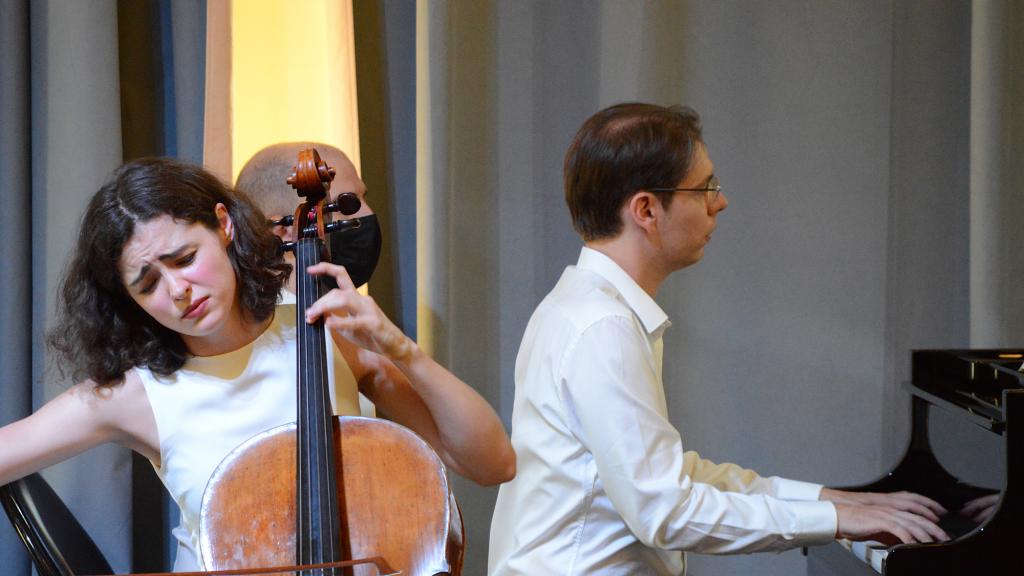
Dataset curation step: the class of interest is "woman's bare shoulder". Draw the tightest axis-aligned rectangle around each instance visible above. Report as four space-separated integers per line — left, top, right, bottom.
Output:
78 370 160 460
45 371 159 460
63 370 143 417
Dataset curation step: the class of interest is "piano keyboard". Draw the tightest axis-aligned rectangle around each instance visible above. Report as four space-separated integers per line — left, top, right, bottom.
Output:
836 539 889 573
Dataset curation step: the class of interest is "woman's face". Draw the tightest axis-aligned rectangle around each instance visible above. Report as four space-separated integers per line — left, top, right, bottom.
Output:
118 203 243 355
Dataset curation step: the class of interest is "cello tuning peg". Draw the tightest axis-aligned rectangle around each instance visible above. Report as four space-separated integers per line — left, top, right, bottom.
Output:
326 192 361 216
270 215 294 227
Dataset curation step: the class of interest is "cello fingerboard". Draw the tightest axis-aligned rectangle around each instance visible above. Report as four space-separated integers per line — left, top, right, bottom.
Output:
295 235 345 572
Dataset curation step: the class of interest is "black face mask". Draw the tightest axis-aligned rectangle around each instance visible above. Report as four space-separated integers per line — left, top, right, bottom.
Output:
328 214 382 288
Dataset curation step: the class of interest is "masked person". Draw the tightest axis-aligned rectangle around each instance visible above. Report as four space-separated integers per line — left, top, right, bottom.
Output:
236 142 381 292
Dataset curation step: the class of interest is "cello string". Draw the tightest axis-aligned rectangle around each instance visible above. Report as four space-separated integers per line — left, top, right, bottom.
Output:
311 235 328 561
316 229 341 561
301 235 321 562
300 219 341 565
299 236 313 561
312 240 327 564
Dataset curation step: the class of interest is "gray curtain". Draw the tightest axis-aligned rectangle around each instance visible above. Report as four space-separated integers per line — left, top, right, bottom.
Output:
24 1 131 573
0 1 33 572
116 0 206 569
354 0 418 334
0 1 204 574
420 1 1024 575
970 0 1024 347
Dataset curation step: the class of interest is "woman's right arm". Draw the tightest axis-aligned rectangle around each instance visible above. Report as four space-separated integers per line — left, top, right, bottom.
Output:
0 381 127 486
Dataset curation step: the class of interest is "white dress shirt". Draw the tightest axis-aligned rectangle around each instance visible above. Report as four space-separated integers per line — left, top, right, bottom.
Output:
488 247 837 575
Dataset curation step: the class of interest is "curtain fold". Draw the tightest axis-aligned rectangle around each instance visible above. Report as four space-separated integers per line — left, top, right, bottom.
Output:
168 0 207 165
354 0 417 334
970 0 1024 347
202 0 231 181
116 1 207 569
0 0 33 568
882 0 972 475
26 1 131 574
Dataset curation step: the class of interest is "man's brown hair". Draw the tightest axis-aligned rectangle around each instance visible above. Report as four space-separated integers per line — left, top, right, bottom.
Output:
564 103 704 241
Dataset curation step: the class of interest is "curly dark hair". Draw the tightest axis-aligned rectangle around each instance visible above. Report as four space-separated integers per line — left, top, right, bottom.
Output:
48 157 291 387
564 103 704 241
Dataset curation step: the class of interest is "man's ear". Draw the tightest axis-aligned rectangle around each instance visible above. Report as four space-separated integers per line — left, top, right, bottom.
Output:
625 191 660 234
214 203 235 244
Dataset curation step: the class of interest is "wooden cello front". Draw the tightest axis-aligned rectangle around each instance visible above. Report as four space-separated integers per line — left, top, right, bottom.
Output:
197 149 463 575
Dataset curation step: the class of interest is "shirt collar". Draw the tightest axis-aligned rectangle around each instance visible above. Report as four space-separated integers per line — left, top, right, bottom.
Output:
577 246 670 335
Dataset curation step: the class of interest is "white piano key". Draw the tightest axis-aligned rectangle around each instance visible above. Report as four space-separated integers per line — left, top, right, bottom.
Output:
836 539 889 574
870 545 889 573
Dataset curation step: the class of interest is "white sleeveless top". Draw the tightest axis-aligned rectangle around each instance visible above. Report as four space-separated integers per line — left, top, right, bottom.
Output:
136 303 363 571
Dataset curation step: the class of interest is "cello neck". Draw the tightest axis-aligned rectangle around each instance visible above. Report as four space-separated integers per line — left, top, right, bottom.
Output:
294 233 343 569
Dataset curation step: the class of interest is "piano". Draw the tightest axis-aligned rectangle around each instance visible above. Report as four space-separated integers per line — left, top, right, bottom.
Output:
806 349 1022 575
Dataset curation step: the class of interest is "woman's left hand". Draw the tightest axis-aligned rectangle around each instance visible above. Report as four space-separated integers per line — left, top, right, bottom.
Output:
304 261 412 361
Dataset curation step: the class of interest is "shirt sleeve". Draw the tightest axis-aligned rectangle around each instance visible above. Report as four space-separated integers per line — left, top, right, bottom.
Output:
560 315 836 554
679 451 825 500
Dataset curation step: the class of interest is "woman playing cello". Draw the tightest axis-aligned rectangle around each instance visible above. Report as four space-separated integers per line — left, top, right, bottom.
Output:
0 157 515 571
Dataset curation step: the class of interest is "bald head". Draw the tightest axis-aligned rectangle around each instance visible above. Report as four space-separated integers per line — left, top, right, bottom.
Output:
236 142 373 220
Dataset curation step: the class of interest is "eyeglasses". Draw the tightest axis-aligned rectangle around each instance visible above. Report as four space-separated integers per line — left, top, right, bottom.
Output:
650 174 722 205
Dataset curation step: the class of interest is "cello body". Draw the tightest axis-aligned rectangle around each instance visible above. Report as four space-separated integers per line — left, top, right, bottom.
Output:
199 418 463 575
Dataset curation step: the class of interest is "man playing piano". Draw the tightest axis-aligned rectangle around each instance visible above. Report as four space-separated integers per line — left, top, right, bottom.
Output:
488 103 950 575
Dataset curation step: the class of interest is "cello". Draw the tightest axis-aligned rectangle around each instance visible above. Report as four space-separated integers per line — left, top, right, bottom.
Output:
197 149 464 575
